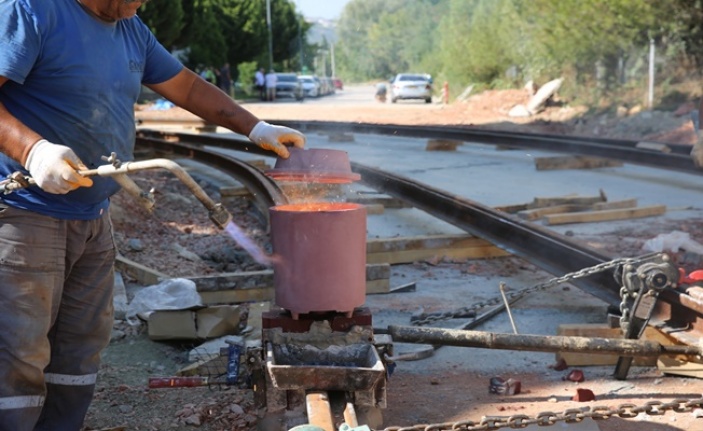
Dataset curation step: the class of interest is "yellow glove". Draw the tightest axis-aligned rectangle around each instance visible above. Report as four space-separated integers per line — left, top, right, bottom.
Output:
248 121 306 158
24 139 93 194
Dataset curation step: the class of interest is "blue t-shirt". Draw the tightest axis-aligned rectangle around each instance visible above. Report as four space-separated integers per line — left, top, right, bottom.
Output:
0 0 183 219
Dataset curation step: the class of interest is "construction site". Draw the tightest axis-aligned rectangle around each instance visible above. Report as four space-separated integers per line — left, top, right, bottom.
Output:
82 85 703 431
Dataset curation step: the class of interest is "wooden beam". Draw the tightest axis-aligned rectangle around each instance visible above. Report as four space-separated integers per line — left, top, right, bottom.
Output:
517 204 590 221
187 263 393 304
366 234 508 265
534 155 623 171
544 205 666 225
529 191 607 208
426 139 462 151
517 199 639 221
115 254 169 286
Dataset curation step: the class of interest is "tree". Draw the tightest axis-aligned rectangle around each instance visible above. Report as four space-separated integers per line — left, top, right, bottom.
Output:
138 0 185 49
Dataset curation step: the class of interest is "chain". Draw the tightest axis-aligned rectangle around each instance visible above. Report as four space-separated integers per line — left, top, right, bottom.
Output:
380 397 703 431
413 257 636 326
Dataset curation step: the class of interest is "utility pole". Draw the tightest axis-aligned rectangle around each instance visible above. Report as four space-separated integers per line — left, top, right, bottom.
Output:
266 0 274 71
648 38 655 109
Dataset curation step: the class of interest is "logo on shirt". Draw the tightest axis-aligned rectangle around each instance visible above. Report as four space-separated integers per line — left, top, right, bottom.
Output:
129 60 144 73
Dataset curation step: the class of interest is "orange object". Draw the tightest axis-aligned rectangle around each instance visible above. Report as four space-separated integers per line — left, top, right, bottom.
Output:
270 202 367 319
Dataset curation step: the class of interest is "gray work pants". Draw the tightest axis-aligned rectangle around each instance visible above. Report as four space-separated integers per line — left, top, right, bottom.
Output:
0 204 116 431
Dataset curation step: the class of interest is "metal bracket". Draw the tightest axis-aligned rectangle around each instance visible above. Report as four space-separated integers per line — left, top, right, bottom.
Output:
613 253 679 380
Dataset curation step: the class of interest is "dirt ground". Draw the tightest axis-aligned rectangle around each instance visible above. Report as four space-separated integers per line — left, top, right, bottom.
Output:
83 87 703 430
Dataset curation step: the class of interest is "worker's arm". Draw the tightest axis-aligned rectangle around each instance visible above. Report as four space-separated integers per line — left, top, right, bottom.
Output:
0 77 42 165
0 76 92 193
146 68 305 158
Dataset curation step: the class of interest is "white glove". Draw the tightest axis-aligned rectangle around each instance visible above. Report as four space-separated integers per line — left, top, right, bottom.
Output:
248 121 306 158
24 139 93 194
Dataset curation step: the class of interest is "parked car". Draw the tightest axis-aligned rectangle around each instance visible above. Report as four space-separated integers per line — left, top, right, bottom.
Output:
298 75 321 98
332 78 344 90
390 73 432 103
275 73 304 101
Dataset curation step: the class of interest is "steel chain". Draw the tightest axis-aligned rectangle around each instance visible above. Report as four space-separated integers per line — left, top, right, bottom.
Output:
413 257 637 326
379 398 703 431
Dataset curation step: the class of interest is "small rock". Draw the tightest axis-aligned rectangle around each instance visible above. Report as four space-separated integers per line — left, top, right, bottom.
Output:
489 376 521 395
549 358 568 371
563 369 585 382
572 388 596 402
126 238 144 252
229 403 245 416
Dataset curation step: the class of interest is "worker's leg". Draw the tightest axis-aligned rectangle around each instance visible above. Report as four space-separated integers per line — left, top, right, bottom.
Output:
34 213 116 430
0 206 64 430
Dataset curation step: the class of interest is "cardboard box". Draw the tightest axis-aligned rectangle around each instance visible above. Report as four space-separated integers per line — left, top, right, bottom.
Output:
148 305 243 341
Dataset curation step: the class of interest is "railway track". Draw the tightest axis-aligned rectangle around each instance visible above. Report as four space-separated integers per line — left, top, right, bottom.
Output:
135 124 703 347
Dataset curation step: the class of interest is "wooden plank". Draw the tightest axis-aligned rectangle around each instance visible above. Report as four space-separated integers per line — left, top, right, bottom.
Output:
592 198 638 211
199 287 273 305
115 254 169 286
534 155 623 171
529 191 607 209
426 139 462 151
544 204 666 225
366 234 509 265
517 204 589 221
494 203 529 214
556 323 677 367
636 141 672 153
188 263 392 304
517 199 639 221
197 279 392 305
188 264 390 292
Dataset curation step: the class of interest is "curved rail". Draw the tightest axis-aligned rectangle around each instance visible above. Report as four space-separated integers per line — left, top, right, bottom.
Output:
268 120 699 173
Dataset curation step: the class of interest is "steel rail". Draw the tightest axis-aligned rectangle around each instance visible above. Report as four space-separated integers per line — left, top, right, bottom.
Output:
266 120 700 173
134 128 703 341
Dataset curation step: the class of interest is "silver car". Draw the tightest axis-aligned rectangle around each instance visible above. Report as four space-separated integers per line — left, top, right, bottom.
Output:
390 73 433 103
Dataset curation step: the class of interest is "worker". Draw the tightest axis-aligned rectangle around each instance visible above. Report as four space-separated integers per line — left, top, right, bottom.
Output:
692 104 703 167
0 0 305 429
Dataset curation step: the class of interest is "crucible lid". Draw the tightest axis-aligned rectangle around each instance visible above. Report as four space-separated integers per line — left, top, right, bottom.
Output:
265 148 361 183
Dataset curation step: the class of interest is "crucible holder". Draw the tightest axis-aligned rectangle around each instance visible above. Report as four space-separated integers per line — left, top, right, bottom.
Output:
265 342 385 391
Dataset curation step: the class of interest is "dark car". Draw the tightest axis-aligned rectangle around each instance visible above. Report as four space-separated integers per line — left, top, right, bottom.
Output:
275 73 304 101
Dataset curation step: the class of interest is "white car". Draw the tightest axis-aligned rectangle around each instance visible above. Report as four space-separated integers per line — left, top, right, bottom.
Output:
390 73 433 103
298 75 321 98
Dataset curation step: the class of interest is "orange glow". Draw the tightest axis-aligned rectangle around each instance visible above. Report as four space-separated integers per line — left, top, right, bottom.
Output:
266 172 359 184
272 202 363 212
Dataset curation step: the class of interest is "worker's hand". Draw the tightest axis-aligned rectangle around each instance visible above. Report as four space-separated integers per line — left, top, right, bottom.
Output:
24 139 93 194
248 121 306 159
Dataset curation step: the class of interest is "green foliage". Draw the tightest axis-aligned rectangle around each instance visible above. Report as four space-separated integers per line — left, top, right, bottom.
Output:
145 0 307 74
336 0 448 81
336 0 703 105
138 0 185 48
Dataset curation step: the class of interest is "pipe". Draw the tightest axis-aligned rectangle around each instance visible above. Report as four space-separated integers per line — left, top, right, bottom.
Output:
84 158 232 229
388 325 702 358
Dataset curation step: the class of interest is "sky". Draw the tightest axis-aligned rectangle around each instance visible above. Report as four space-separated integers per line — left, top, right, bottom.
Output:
293 0 350 20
